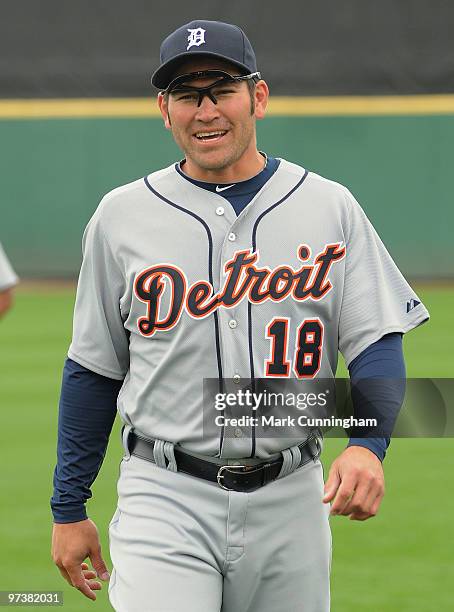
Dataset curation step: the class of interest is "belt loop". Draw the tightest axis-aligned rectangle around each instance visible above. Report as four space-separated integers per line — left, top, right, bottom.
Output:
121 424 133 461
278 448 292 479
313 429 323 459
278 444 301 479
153 439 177 472
163 441 177 473
153 439 167 468
317 429 324 453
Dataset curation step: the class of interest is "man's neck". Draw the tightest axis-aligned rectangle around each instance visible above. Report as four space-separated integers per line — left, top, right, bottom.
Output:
181 150 266 184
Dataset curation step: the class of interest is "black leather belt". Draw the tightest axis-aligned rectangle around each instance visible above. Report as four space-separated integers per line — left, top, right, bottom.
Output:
128 430 322 493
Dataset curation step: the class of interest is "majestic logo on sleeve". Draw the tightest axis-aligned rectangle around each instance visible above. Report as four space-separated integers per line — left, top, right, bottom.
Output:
406 298 421 313
187 27 206 50
134 243 345 337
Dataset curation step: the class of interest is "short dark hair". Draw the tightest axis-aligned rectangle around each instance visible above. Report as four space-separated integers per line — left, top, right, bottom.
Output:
246 79 256 114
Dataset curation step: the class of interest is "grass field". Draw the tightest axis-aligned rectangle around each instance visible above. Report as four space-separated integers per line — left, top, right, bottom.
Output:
0 285 453 611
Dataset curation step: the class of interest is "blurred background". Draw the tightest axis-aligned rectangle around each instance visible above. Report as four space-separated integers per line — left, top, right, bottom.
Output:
0 1 453 610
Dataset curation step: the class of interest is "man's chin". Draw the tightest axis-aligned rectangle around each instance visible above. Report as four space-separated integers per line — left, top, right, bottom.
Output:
188 152 236 172
188 157 232 171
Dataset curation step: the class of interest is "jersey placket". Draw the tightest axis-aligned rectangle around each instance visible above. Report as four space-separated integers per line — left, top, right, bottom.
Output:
215 203 255 458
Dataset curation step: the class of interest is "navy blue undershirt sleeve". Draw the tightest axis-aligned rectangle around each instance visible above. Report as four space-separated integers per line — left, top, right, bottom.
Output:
347 333 406 461
51 358 122 523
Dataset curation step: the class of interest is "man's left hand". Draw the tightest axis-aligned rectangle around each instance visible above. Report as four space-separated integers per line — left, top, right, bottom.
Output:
322 446 385 521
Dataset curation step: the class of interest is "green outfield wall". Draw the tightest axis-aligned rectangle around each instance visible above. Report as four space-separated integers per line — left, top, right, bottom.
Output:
1 105 452 278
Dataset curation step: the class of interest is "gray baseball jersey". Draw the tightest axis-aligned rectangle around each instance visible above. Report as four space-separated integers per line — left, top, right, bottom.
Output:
0 241 18 291
68 158 428 458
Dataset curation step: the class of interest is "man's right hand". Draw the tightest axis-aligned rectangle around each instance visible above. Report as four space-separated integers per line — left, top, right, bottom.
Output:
52 518 110 601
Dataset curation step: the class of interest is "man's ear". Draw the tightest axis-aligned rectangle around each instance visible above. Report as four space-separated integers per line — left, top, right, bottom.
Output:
158 92 172 129
254 80 269 120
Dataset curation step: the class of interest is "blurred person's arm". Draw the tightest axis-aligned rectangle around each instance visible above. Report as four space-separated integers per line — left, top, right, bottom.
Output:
0 287 14 317
0 241 19 316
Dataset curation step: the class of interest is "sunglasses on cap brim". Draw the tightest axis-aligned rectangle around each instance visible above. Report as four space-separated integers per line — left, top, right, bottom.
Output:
163 70 261 106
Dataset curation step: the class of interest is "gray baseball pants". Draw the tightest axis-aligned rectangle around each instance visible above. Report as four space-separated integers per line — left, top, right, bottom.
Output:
108 440 332 612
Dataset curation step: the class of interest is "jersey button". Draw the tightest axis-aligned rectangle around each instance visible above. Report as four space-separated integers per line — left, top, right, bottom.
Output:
216 206 225 216
233 374 241 383
228 319 238 329
228 232 236 241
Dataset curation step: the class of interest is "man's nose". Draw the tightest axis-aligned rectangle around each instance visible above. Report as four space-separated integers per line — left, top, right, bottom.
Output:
194 94 221 121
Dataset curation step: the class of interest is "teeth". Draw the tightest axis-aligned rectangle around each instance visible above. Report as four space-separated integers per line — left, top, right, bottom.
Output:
195 131 226 139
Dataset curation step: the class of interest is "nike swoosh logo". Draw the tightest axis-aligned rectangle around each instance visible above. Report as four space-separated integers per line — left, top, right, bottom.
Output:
216 184 235 192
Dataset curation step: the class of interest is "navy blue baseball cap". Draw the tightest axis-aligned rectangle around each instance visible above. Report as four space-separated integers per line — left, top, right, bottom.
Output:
152 20 258 89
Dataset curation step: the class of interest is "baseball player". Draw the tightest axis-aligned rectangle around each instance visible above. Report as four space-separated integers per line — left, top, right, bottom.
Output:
51 20 429 611
0 241 18 318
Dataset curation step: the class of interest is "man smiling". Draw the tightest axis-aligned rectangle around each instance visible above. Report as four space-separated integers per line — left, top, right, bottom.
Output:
51 19 428 611
157 57 266 181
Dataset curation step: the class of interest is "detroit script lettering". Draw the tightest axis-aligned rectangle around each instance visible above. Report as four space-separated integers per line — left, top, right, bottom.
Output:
134 243 345 337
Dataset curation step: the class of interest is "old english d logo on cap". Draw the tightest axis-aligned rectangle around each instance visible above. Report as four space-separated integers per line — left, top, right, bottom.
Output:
187 27 206 50
151 20 258 89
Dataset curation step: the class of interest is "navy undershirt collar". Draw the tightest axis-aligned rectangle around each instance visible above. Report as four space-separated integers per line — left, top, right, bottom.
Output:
175 154 280 216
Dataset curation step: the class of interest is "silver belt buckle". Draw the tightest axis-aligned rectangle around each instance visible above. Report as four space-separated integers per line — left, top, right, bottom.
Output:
217 465 247 491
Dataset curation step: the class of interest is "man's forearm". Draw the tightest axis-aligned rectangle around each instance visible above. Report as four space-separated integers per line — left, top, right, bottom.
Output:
51 358 123 523
347 333 406 461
